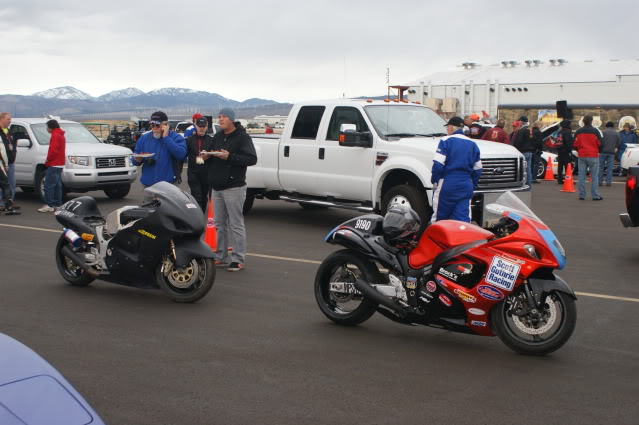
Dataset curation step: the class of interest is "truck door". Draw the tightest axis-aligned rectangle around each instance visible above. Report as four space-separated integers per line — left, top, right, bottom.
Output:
9 124 34 186
316 107 376 201
278 106 326 196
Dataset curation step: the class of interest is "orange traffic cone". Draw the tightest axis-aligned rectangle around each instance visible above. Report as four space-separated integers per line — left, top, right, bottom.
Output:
543 156 555 181
560 163 576 193
204 197 217 251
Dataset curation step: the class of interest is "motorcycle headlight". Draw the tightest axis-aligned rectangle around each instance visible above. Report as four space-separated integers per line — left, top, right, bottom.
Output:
68 156 90 166
523 244 540 260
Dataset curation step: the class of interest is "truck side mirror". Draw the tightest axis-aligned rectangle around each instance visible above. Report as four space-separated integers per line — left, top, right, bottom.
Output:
339 130 373 148
17 139 32 148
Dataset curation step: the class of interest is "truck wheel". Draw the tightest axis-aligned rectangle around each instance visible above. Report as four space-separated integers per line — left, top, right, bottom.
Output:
243 192 255 215
104 184 131 199
36 169 67 204
536 159 547 180
381 185 432 225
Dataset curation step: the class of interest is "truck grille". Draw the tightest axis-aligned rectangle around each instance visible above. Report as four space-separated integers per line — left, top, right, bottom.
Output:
96 156 126 168
478 158 522 188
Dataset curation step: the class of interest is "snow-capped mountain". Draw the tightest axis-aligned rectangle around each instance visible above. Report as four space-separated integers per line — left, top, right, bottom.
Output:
97 87 145 101
31 86 94 101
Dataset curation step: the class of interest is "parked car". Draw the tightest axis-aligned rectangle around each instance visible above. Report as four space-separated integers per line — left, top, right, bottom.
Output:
620 166 639 228
245 99 528 226
0 332 106 424
10 118 138 200
620 144 639 174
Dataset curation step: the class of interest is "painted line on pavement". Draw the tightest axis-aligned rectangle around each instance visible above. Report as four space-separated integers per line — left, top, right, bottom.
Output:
1 223 638 303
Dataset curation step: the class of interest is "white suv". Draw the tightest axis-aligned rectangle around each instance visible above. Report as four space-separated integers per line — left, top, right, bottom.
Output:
10 118 138 200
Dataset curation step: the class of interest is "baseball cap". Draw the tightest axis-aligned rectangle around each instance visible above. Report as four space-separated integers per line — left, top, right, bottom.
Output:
195 117 208 127
444 116 464 127
519 116 529 123
469 113 480 121
192 113 203 121
150 111 168 124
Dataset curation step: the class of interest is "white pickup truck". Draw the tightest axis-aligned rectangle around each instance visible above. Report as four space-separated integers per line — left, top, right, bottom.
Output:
245 99 528 225
10 118 138 201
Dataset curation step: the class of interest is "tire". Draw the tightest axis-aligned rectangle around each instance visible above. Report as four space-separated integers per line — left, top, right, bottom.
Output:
20 186 35 193
491 289 577 356
104 184 131 199
536 158 547 180
243 192 255 215
156 257 215 303
381 184 432 226
54 235 95 286
314 249 381 326
36 169 67 204
299 202 328 210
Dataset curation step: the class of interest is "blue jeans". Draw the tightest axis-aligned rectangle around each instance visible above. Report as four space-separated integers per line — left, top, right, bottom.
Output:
44 167 64 207
522 152 533 190
599 153 614 185
531 152 541 181
578 157 600 199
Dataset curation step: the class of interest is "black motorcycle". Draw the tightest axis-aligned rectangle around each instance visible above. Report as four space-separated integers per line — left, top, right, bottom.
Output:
54 182 215 302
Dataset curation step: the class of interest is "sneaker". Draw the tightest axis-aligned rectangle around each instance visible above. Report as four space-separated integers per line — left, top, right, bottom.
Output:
215 260 229 267
227 262 244 272
38 205 55 213
4 208 21 216
593 197 603 201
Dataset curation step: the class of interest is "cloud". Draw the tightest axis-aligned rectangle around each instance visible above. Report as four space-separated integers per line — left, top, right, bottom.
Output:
0 0 636 102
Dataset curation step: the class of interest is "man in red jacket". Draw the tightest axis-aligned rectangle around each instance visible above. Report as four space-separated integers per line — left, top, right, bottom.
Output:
574 115 602 201
39 120 66 212
481 119 510 144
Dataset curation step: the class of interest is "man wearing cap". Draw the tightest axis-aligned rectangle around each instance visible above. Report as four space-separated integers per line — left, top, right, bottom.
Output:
465 114 486 139
186 117 214 211
431 116 482 223
132 111 187 187
513 116 534 190
204 108 257 272
183 113 203 139
481 119 510 144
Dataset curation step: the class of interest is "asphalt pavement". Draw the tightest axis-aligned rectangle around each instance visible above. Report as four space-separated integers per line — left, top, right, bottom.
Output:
0 179 638 425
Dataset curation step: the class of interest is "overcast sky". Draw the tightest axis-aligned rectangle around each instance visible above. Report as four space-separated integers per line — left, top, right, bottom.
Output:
1 0 635 103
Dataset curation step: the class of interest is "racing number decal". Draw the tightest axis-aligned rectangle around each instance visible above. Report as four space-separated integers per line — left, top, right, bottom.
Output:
62 200 82 212
354 219 372 231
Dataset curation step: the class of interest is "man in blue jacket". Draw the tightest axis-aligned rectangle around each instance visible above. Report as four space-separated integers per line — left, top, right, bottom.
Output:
133 111 187 187
431 116 482 223
618 123 638 163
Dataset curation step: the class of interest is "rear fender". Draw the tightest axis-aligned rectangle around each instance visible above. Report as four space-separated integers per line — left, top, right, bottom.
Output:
528 274 577 300
174 238 215 268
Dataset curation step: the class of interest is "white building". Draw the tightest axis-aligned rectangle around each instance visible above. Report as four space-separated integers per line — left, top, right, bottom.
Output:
403 59 639 117
251 115 288 125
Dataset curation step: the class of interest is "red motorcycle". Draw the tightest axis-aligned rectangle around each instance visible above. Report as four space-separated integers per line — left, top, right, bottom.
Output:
315 192 577 355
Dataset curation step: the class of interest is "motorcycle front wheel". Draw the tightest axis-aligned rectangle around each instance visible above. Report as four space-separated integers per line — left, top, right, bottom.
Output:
156 256 215 303
491 287 576 356
314 249 381 326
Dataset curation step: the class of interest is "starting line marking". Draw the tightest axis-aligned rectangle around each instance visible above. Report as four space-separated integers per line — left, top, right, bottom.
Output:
1 223 638 303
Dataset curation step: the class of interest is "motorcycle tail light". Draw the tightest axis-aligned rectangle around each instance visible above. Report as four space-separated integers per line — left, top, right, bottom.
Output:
627 175 637 208
523 244 540 260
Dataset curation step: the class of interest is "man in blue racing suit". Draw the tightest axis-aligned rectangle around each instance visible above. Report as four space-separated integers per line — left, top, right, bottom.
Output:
431 116 482 222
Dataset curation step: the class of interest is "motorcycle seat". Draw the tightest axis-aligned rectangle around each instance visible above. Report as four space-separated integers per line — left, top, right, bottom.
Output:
120 208 152 225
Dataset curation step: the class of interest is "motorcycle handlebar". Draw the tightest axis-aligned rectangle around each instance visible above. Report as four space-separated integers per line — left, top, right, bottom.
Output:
140 199 160 208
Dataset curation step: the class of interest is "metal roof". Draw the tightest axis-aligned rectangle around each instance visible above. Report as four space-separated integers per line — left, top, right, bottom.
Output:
405 59 639 86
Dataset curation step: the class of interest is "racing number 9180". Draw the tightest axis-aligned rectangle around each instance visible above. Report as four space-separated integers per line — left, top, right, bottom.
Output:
354 219 372 231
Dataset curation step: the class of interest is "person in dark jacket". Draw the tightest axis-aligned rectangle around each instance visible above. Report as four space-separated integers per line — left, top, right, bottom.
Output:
599 121 619 186
509 121 520 144
133 111 187 187
530 121 544 183
465 114 486 139
186 117 215 211
618 123 638 163
574 115 603 200
555 120 574 184
0 131 20 215
0 112 19 208
204 108 257 272
513 116 533 190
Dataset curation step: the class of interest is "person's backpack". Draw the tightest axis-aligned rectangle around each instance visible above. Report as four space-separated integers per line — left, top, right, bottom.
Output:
173 157 184 184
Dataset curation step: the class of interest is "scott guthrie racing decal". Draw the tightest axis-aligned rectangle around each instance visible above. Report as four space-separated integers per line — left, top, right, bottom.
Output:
477 285 504 301
485 256 520 291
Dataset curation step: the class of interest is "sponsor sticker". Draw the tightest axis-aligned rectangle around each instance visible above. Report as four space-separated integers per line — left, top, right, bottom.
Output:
207 218 215 228
137 229 157 239
485 257 520 291
426 281 437 293
471 320 487 327
438 268 458 281
406 277 417 289
439 294 452 307
435 276 447 287
419 296 431 304
468 308 485 316
454 288 476 303
477 285 504 301
186 203 198 209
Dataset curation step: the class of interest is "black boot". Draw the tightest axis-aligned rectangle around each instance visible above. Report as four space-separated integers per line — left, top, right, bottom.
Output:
4 201 21 215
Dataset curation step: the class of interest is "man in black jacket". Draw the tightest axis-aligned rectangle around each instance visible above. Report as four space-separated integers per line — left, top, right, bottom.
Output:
0 112 19 210
513 116 533 190
555 120 574 184
530 121 544 183
186 117 214 211
205 108 257 272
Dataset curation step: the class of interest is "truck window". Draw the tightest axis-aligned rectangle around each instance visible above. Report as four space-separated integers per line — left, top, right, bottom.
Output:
291 106 326 139
9 125 29 141
326 107 369 141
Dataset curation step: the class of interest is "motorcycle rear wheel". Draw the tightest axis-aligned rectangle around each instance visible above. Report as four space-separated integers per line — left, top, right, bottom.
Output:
314 249 381 326
156 257 215 303
491 288 576 356
55 235 95 287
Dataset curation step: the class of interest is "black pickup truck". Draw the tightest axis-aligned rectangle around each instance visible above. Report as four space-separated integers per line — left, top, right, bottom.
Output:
620 166 639 227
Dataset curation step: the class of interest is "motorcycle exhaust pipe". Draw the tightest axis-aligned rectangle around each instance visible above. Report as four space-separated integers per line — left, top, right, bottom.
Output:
61 246 100 278
353 278 407 317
